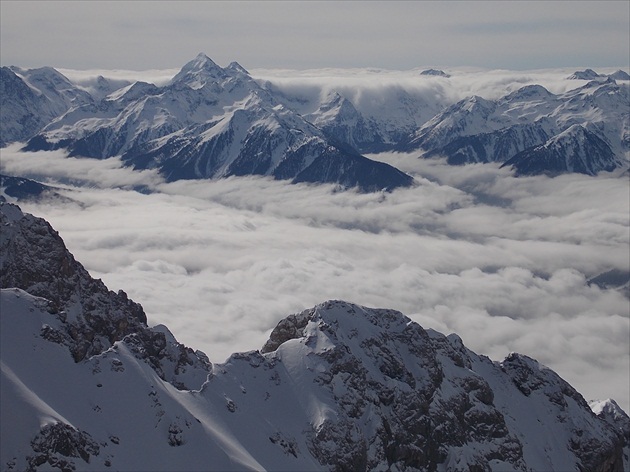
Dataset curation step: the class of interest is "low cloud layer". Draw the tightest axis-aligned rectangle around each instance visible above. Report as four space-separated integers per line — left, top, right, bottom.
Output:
2 147 628 412
252 66 618 105
52 66 628 117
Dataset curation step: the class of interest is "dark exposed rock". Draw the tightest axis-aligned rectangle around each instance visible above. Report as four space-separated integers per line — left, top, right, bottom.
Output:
420 69 451 78
0 174 73 203
260 300 625 471
501 124 621 176
0 201 210 389
29 422 99 471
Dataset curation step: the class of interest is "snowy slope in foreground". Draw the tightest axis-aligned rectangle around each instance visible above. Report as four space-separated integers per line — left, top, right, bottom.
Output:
0 202 628 471
1 292 627 472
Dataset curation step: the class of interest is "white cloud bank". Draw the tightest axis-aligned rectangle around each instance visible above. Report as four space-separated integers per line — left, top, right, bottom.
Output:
1 146 628 412
55 65 627 113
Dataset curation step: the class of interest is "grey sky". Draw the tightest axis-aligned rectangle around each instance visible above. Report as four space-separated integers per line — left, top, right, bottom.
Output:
1 1 628 71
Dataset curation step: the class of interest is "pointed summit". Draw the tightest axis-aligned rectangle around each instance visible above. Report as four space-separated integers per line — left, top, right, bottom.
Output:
189 52 220 69
608 69 630 81
170 53 227 89
502 124 619 176
226 61 249 75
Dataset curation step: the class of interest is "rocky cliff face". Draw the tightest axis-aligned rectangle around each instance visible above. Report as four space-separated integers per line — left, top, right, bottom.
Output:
253 300 625 472
1 202 627 471
0 201 210 389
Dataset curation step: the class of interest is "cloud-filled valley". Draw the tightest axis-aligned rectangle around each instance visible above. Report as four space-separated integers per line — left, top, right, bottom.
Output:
2 144 628 412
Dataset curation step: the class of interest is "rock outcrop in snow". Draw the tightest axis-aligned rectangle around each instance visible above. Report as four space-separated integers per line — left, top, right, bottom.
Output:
255 300 625 471
0 201 211 389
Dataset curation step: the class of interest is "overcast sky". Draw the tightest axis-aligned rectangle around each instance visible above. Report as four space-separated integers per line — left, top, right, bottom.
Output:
1 1 629 71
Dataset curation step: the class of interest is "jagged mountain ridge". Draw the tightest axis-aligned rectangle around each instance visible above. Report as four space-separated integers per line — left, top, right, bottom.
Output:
17 54 413 192
4 56 627 183
0 200 211 389
501 123 621 176
400 79 629 175
568 69 630 81
1 201 628 471
300 86 442 155
0 66 93 147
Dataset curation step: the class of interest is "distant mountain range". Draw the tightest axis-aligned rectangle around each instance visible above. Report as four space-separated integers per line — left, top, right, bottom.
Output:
1 200 628 471
3 55 412 192
398 80 629 175
1 55 629 189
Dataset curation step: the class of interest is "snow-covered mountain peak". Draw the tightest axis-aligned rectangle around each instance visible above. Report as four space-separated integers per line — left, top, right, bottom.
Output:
261 300 423 355
462 95 494 112
580 77 627 96
501 123 622 176
186 52 221 70
5 65 93 115
567 68 603 80
609 69 630 81
591 399 630 422
226 61 249 76
311 91 358 122
105 80 160 103
257 299 627 471
10 66 73 92
419 68 451 78
590 398 630 465
169 53 228 89
503 84 554 102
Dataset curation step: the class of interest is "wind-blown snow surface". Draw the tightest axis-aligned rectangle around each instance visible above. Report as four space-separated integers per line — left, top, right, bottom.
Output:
1 145 629 414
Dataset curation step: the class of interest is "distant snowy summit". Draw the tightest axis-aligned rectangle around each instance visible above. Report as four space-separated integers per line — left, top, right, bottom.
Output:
2 54 629 181
1 200 629 471
400 79 629 175
567 68 630 81
419 68 451 78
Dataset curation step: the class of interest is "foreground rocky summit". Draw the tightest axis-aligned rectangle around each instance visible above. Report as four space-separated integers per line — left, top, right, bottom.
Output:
0 200 211 388
1 201 627 471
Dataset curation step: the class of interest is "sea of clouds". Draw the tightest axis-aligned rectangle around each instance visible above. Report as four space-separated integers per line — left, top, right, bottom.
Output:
2 142 628 412
2 64 629 409
56 64 628 116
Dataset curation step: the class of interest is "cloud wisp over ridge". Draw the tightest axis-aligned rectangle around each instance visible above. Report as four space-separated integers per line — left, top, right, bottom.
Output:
2 145 628 412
